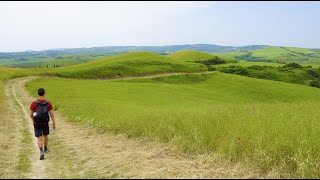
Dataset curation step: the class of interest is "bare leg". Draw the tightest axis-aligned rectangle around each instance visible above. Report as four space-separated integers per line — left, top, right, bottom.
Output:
38 136 45 160
37 136 43 149
44 135 48 147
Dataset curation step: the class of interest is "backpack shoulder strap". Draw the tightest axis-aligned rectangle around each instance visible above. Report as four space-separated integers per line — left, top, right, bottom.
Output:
43 100 48 106
36 100 48 106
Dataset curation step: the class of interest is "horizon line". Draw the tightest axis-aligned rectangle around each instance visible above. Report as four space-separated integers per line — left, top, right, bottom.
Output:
1 43 319 53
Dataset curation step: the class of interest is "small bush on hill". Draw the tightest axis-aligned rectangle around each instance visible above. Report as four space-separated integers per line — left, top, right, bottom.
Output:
283 62 303 69
247 65 265 70
217 65 249 75
307 69 320 78
310 80 320 88
195 58 226 65
207 66 216 71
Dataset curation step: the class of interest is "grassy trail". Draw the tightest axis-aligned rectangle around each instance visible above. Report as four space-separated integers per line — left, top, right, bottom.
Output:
5 76 265 178
100 71 214 81
0 79 32 178
8 77 48 179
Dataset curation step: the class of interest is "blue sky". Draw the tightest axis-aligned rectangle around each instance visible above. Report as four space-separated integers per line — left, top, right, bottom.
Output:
0 1 319 52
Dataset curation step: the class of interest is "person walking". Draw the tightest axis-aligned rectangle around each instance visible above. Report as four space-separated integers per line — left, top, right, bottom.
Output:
29 88 56 160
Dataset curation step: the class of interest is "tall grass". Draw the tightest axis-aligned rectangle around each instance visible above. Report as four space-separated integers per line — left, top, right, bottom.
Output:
26 72 320 177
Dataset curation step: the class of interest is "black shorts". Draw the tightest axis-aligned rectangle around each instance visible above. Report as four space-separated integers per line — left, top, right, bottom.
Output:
34 123 49 137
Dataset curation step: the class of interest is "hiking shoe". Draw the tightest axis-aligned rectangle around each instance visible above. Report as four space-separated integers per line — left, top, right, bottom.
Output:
40 152 44 160
44 148 49 154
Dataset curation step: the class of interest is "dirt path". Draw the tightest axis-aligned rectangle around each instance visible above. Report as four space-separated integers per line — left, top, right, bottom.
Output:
10 78 48 179
105 71 215 81
6 76 263 178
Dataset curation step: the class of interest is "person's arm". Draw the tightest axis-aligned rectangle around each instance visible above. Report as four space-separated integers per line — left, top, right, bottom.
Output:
29 102 35 124
30 110 35 124
49 110 56 130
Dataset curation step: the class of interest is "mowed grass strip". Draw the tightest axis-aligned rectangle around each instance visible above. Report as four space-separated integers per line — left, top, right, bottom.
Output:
26 72 320 177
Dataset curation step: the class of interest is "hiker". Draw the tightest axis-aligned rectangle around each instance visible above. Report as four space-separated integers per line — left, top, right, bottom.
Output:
29 88 56 160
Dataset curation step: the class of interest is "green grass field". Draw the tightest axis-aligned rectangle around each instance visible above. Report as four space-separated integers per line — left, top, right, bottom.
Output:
249 46 290 59
0 52 114 68
209 46 320 65
211 51 249 61
47 52 207 78
282 47 318 55
2 50 320 177
25 72 320 177
168 50 217 62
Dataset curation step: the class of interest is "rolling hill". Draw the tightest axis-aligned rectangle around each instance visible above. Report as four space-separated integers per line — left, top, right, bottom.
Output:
1 48 320 177
168 50 218 62
1 44 320 67
228 46 320 64
47 52 207 78
25 72 320 177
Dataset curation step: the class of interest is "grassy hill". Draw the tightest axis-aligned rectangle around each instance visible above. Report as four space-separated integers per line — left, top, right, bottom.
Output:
212 51 247 61
48 52 207 78
25 72 320 177
0 52 114 68
221 46 320 65
168 50 218 62
2 49 320 177
2 45 320 68
0 44 268 68
0 51 210 80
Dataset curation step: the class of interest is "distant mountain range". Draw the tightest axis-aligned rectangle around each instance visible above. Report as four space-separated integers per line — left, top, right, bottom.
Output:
0 44 269 59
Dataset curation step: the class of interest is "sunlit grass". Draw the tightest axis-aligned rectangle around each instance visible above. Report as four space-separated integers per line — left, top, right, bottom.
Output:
26 72 320 177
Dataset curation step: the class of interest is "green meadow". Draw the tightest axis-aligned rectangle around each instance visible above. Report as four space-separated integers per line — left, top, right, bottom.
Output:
205 46 320 65
1 49 320 177
47 52 207 79
0 52 114 68
168 50 218 62
26 72 320 177
212 51 248 61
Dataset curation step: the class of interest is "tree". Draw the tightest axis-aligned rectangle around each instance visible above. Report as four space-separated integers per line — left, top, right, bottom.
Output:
283 62 302 69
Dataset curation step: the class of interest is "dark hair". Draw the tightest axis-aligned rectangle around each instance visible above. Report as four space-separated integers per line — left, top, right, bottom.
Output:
38 88 45 96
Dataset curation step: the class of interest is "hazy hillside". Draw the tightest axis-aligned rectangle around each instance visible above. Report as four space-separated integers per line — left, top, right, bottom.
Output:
1 44 320 68
0 44 268 58
230 46 320 64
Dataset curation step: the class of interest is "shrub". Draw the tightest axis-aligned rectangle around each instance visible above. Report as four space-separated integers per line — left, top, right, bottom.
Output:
217 65 249 75
207 66 216 71
310 80 320 88
195 57 226 65
247 65 265 70
307 69 320 78
283 63 303 69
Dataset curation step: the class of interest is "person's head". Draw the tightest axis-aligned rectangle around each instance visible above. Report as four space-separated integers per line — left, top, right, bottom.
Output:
38 88 45 97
